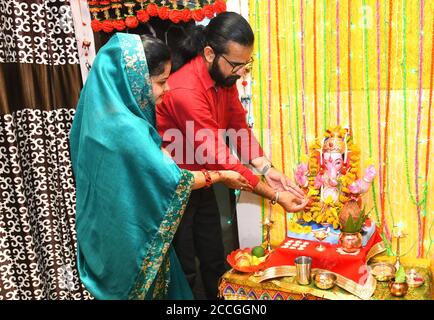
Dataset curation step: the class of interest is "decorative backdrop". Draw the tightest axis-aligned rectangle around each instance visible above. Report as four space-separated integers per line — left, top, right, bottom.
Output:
248 0 433 260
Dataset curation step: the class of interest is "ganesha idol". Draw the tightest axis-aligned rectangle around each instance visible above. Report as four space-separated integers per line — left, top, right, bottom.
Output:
287 126 377 245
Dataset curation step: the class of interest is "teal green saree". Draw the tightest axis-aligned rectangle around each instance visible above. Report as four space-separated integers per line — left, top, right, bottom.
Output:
69 33 194 300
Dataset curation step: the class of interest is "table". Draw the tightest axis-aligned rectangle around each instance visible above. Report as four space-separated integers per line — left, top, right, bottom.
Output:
218 256 432 300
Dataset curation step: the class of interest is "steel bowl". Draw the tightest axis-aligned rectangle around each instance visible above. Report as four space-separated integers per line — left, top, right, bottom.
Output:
370 262 396 282
313 271 337 290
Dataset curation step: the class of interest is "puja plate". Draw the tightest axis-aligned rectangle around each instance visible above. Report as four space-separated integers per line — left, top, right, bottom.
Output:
227 248 269 273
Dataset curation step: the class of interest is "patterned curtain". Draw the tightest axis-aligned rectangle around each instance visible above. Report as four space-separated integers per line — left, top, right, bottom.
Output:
0 0 91 299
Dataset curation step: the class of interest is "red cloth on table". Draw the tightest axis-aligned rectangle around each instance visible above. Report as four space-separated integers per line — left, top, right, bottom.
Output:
265 229 384 285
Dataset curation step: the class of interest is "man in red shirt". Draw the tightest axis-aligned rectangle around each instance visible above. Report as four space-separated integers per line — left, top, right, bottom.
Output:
157 12 307 299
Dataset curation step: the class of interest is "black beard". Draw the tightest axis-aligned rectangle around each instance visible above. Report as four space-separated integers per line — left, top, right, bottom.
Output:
209 57 240 88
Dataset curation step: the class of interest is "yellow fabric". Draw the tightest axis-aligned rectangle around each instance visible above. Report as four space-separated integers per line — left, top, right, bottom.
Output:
248 0 434 260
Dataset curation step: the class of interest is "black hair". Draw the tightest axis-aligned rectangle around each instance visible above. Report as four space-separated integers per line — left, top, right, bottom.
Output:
140 34 171 76
169 12 254 73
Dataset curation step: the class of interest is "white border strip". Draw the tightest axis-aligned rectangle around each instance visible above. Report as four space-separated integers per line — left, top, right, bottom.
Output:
69 0 96 83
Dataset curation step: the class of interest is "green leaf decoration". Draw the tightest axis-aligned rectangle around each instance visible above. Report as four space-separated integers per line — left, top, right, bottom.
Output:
395 266 406 283
341 207 371 233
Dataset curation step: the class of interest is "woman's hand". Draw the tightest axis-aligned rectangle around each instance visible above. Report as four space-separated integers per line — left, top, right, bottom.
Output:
220 171 253 191
277 191 309 212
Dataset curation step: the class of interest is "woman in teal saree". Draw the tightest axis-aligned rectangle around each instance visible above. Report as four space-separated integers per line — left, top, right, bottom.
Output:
69 33 250 300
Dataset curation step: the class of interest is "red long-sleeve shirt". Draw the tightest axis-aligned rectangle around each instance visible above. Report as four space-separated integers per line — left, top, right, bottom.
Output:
156 55 264 187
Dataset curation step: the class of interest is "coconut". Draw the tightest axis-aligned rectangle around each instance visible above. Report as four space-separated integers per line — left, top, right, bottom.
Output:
339 200 362 227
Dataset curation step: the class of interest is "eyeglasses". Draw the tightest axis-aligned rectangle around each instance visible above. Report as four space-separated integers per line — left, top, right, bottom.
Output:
219 54 254 73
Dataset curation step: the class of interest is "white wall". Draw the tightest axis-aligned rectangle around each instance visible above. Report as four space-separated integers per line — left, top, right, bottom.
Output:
226 0 263 249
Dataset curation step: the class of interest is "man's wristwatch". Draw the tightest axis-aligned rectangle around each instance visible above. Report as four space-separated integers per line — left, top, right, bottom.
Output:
260 163 273 176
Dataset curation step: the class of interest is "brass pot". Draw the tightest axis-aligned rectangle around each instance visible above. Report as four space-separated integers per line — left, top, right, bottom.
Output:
388 279 409 297
338 232 362 253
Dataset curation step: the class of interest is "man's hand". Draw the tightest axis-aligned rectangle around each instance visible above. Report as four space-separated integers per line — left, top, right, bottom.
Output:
265 167 305 199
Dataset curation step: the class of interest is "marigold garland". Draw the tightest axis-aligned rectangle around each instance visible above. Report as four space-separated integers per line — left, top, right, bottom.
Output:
168 9 183 23
87 0 227 33
147 2 159 16
136 9 150 23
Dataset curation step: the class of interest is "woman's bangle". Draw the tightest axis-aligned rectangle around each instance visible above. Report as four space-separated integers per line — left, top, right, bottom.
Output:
270 191 279 205
201 169 212 188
